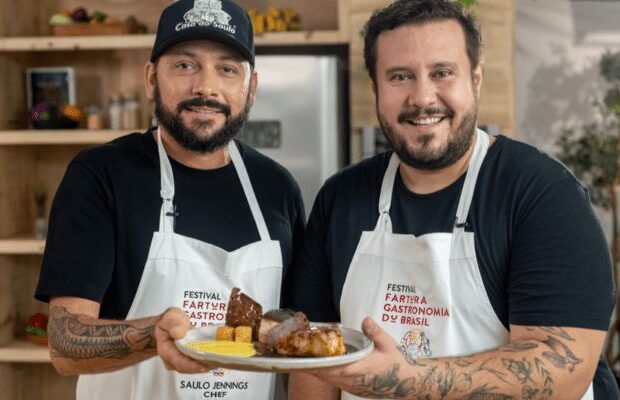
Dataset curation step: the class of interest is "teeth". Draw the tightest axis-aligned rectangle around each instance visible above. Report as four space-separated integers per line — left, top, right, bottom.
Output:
409 117 443 126
189 107 218 114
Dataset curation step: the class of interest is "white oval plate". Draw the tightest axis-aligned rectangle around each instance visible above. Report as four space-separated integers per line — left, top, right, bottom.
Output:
175 323 374 372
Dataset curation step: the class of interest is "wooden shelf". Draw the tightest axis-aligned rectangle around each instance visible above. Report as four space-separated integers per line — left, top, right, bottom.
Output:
0 238 45 255
0 30 345 52
254 30 345 46
0 129 134 145
0 339 50 363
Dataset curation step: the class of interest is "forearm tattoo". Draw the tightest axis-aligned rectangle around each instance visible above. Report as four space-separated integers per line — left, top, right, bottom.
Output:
48 306 156 360
353 327 583 399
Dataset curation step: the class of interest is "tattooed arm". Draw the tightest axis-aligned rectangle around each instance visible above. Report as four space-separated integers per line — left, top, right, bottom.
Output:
48 296 213 375
309 318 604 399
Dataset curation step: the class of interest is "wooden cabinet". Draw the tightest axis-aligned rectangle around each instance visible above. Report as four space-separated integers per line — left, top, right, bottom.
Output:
0 0 514 398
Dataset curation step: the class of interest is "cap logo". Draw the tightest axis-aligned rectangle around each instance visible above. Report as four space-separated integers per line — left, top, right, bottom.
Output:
175 0 237 35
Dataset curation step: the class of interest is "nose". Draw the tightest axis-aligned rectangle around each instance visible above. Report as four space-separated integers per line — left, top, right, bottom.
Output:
191 68 220 98
407 76 437 109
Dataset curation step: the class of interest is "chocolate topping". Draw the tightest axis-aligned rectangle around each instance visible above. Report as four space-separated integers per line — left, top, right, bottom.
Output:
225 287 262 341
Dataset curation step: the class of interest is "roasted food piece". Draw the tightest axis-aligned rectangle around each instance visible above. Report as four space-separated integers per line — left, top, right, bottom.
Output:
234 326 253 343
260 309 309 346
274 326 346 357
225 287 263 341
215 326 235 341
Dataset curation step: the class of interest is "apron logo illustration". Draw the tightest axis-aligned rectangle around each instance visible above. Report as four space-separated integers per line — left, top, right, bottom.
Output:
210 367 229 377
176 0 237 34
399 329 432 359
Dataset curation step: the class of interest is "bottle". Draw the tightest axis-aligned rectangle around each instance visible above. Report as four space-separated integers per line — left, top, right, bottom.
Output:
108 94 124 130
33 189 47 240
122 95 140 130
86 105 103 130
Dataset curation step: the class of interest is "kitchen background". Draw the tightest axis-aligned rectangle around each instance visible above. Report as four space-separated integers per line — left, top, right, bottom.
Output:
1 0 619 398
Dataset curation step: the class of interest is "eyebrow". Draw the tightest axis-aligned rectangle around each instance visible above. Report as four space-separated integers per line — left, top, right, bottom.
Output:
384 61 458 74
169 49 244 63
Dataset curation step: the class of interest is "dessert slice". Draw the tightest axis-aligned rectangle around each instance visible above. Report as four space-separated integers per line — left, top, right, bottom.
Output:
225 287 263 341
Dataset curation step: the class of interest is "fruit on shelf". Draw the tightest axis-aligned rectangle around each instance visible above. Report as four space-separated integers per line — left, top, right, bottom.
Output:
49 14 72 25
71 7 89 23
91 10 108 22
25 312 49 346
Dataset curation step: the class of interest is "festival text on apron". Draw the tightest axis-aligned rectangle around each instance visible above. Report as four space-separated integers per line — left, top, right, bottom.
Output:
339 129 593 400
76 128 283 400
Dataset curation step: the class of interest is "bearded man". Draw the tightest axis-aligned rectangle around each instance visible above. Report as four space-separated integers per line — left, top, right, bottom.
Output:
287 1 617 399
35 1 304 399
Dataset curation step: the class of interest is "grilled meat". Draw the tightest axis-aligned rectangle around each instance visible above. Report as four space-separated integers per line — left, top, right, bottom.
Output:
274 326 346 357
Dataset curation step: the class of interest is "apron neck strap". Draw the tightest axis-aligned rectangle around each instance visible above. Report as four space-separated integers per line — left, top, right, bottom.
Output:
157 127 176 233
453 129 489 231
228 140 271 241
375 153 400 232
374 129 490 234
155 129 271 241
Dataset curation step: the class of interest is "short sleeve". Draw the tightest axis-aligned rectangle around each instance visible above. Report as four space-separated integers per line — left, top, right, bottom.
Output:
508 177 615 330
35 159 116 304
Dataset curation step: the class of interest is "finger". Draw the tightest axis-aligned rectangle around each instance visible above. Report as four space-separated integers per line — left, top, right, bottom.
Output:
159 307 191 340
362 317 396 351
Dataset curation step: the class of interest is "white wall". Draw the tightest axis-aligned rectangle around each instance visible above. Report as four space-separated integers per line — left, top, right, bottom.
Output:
516 0 620 238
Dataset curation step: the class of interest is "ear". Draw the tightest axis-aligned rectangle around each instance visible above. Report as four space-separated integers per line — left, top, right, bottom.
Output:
472 60 484 99
145 62 157 100
247 70 258 108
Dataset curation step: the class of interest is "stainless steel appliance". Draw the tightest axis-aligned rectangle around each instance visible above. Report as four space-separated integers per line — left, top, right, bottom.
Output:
240 55 346 213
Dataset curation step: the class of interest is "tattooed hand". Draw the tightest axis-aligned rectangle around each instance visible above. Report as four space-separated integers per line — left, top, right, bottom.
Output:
47 297 217 376
155 307 215 373
309 318 418 398
307 318 600 400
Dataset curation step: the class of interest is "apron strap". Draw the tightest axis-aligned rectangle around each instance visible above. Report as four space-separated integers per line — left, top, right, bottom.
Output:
155 128 270 241
374 153 400 233
228 141 271 241
453 129 489 232
156 127 176 233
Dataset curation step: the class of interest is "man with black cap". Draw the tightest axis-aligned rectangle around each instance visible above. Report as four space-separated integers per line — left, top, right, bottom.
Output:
35 0 304 399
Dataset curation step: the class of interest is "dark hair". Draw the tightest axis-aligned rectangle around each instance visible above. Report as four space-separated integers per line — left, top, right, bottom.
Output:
363 0 482 83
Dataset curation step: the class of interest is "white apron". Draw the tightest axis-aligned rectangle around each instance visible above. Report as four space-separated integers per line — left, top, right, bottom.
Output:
77 129 283 400
340 129 593 400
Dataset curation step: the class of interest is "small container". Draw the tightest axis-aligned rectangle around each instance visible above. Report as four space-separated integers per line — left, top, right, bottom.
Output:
108 94 124 130
86 105 103 129
122 95 140 130
33 190 47 240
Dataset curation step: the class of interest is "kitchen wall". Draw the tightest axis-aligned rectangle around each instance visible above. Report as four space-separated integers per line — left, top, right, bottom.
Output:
515 0 620 239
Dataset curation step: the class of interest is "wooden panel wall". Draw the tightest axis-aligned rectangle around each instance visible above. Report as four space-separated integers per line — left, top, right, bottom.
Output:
476 0 515 136
12 364 77 400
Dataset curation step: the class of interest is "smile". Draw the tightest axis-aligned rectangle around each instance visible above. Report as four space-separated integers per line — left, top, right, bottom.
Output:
187 107 222 114
405 116 446 126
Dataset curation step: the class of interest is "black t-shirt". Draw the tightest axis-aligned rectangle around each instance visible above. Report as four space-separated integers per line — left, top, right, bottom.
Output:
36 131 305 319
286 135 618 398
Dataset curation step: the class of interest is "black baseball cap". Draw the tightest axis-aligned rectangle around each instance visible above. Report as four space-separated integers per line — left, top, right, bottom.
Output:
150 0 255 66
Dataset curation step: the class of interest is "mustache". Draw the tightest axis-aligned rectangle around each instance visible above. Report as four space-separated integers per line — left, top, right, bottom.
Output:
397 107 453 123
177 98 231 117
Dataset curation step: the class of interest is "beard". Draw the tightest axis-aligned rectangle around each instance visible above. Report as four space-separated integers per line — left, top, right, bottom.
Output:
153 84 250 154
378 101 478 171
